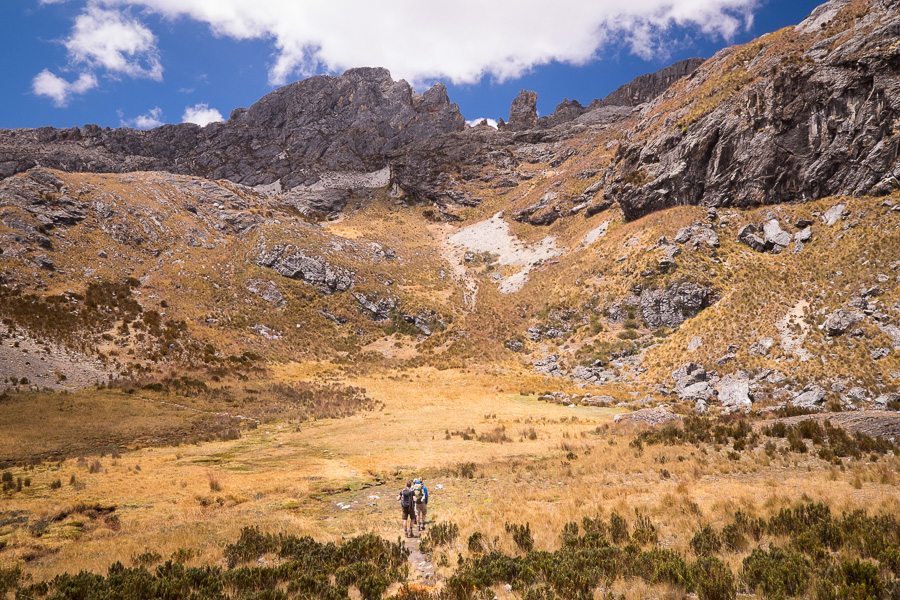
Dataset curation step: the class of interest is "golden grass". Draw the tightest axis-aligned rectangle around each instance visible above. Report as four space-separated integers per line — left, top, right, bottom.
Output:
2 366 898 590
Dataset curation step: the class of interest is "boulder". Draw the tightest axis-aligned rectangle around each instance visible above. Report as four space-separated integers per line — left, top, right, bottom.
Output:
822 204 846 226
716 375 752 411
672 362 706 387
791 385 827 410
679 381 714 402
352 292 396 321
823 309 864 336
795 227 813 243
738 224 767 252
244 279 284 304
879 324 900 348
750 337 775 356
31 254 55 270
674 224 719 247
873 393 899 408
763 219 792 248
614 406 682 426
504 338 525 352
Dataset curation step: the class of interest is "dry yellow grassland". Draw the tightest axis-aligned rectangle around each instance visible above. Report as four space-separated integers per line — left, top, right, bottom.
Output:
2 366 898 593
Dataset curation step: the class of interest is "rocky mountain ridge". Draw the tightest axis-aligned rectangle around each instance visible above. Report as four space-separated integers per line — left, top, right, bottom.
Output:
0 67 464 189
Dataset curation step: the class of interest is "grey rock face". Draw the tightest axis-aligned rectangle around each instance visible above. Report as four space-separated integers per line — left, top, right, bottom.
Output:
640 282 716 328
530 58 705 130
823 309 864 336
257 244 354 294
594 58 706 108
610 6 900 220
0 68 465 188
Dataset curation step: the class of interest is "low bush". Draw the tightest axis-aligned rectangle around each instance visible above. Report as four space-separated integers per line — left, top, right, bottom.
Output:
691 525 722 557
505 522 535 553
420 521 459 552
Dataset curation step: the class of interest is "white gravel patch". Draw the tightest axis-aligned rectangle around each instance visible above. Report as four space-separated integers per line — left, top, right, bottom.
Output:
449 212 561 293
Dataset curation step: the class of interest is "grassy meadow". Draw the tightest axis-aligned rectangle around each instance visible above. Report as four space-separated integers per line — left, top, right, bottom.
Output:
1 365 898 599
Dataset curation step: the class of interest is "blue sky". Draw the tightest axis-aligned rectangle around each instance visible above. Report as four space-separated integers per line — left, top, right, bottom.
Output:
2 0 824 130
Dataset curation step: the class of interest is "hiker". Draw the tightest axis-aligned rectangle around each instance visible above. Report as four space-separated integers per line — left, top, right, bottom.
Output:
413 478 429 531
398 481 416 537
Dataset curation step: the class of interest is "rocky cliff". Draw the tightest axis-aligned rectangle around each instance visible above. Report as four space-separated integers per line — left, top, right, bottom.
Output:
0 68 464 190
608 0 900 219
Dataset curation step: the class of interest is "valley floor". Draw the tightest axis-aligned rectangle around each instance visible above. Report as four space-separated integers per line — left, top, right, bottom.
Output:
1 366 898 598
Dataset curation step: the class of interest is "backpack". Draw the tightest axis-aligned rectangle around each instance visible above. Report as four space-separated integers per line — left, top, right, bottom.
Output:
413 482 424 502
400 488 413 508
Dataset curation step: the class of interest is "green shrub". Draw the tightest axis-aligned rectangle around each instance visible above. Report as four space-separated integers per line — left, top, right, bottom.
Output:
609 512 630 544
132 550 163 567
692 557 736 600
630 548 692 588
0 566 22 597
720 523 748 552
505 522 535 553
691 526 722 557
741 546 812 599
836 559 883 600
458 462 477 479
467 531 486 554
420 521 459 552
632 510 658 546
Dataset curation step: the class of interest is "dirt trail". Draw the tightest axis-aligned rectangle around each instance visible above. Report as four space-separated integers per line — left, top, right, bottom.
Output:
403 535 435 583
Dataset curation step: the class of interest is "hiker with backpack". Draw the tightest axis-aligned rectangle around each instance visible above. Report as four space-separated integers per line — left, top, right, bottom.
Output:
398 481 416 537
413 478 429 531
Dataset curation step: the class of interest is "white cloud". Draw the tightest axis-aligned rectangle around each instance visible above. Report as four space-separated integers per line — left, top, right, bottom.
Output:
95 0 759 86
466 118 498 129
182 103 224 126
65 5 162 80
120 106 165 128
32 70 98 106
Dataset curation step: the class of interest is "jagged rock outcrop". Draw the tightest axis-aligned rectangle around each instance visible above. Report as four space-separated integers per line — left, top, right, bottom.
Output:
532 58 706 129
593 58 706 109
611 0 900 220
823 309 865 335
0 68 464 189
257 244 354 294
505 90 539 131
640 282 716 329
